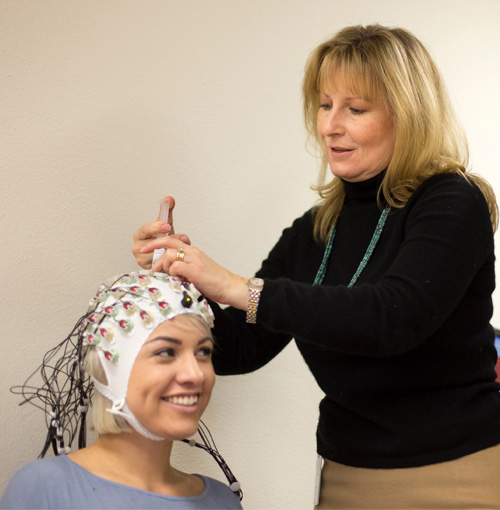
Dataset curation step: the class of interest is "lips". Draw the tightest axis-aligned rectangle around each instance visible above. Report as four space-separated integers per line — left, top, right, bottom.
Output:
331 147 353 153
163 394 199 406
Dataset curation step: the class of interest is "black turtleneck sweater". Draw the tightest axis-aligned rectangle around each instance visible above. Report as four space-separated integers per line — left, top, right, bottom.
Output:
211 172 500 469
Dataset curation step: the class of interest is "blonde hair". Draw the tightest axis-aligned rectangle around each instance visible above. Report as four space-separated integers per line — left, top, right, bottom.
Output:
302 24 498 242
85 347 131 435
85 313 213 436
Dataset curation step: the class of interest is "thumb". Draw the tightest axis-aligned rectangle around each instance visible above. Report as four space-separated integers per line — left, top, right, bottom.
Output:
156 196 176 234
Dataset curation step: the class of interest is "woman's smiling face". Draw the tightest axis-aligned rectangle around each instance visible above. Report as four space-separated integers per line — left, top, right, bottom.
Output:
317 70 395 182
126 314 215 441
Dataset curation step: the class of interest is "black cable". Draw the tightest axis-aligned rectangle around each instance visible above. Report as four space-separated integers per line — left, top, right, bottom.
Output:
181 420 243 501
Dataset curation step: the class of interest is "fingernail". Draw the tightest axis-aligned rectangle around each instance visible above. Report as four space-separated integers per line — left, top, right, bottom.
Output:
161 223 170 232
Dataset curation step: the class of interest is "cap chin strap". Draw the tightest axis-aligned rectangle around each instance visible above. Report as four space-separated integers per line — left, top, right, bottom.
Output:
92 377 164 442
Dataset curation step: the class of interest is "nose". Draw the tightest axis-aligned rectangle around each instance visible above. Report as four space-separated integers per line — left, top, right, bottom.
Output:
320 108 344 137
175 354 205 385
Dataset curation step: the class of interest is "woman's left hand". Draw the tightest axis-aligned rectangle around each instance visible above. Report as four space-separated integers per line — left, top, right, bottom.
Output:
141 236 249 310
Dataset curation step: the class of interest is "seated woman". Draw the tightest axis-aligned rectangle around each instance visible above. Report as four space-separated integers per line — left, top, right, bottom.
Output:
0 271 242 509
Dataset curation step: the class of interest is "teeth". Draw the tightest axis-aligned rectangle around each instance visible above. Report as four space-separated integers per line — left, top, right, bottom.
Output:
166 395 198 406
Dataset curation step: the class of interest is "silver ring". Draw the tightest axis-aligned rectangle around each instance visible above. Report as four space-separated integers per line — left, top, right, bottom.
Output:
176 248 185 262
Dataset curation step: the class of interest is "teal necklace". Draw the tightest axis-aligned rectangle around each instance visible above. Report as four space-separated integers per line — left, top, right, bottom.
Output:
313 206 391 286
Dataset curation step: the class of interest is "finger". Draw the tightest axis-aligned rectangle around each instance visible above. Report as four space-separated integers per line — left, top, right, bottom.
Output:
153 246 182 274
134 221 171 242
167 258 191 279
141 235 187 254
156 196 176 236
170 233 191 245
152 251 166 272
140 257 153 270
167 254 206 289
133 248 154 269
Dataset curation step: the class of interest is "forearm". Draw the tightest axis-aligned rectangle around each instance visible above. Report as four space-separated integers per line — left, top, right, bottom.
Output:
210 301 292 375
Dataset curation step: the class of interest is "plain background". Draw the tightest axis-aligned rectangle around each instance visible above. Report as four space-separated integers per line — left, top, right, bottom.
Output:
1 1 499 508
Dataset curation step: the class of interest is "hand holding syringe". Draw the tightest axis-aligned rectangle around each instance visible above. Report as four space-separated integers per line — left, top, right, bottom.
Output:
152 198 170 266
132 196 192 271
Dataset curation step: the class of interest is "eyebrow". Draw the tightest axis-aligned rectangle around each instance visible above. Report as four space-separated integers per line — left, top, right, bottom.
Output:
320 92 363 101
146 336 214 346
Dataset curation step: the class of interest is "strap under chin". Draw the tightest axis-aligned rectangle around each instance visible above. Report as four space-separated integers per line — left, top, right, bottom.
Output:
107 405 165 441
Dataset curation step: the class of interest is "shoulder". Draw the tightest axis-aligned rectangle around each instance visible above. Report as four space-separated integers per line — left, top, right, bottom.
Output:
0 457 69 509
196 475 243 509
5 456 70 484
414 172 489 203
261 208 316 258
258 208 318 277
278 208 315 236
277 208 316 246
408 173 492 221
398 172 495 260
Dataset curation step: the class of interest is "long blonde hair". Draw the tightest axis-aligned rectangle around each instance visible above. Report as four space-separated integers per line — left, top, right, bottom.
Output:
303 24 498 242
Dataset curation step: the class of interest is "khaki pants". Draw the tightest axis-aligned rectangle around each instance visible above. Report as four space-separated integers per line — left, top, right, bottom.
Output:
315 444 500 509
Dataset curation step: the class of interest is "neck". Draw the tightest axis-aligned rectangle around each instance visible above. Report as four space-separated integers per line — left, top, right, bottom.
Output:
69 432 179 491
342 170 386 203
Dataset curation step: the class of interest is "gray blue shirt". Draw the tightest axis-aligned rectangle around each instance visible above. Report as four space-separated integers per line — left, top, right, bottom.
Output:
0 455 242 509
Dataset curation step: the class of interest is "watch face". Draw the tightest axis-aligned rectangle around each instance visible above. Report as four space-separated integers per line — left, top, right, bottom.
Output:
249 277 264 288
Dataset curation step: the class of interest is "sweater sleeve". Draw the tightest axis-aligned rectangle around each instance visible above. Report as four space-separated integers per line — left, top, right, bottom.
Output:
256 175 494 357
211 215 307 374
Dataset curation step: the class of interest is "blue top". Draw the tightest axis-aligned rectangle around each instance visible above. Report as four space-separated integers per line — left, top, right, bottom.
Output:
0 455 242 509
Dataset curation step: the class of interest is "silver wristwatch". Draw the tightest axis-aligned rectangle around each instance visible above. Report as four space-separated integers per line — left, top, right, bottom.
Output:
246 277 264 324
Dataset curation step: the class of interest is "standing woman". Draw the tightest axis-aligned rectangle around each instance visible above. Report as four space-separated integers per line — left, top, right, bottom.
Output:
134 25 500 508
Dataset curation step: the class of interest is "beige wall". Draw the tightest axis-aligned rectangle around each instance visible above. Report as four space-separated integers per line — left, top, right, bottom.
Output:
1 1 499 508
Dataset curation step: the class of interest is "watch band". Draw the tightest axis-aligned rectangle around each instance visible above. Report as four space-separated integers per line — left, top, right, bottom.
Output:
246 278 264 324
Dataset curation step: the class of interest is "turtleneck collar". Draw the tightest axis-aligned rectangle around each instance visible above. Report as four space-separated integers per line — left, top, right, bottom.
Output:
342 170 386 203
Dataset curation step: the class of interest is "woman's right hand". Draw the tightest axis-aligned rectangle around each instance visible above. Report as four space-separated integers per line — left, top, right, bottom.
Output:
132 196 191 269
142 236 249 309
